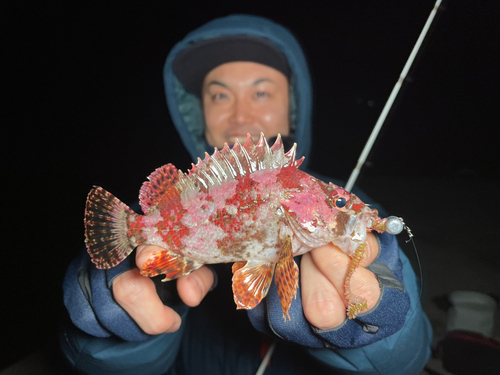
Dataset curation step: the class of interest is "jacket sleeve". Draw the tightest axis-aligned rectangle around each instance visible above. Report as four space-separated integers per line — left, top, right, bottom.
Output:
63 249 148 340
247 232 432 374
61 249 190 374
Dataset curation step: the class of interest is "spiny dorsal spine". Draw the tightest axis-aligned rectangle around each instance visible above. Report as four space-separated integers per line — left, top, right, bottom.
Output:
179 133 303 192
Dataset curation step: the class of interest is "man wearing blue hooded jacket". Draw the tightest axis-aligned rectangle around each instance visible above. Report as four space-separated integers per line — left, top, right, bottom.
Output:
61 14 432 375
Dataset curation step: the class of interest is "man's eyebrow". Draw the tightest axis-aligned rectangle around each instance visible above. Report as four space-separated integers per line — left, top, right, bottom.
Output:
205 80 228 89
253 78 274 86
204 78 274 90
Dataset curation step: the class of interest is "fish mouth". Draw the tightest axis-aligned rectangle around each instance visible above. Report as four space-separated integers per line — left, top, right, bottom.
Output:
349 209 375 241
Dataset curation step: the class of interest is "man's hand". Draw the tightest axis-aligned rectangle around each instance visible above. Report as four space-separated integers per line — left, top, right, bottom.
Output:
301 232 381 329
112 245 215 335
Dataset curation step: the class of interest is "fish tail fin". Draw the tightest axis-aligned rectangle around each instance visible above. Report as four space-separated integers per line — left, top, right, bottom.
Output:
85 186 139 269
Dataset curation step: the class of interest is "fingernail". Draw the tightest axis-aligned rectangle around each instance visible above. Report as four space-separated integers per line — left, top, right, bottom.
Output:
192 274 206 300
166 317 182 333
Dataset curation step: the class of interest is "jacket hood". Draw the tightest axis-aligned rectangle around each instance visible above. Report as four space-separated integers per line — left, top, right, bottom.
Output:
163 14 313 167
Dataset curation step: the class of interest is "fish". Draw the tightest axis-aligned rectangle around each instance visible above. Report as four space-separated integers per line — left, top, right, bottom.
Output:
85 133 401 321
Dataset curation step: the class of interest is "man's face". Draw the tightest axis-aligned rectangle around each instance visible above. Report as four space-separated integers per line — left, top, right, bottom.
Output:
202 61 290 148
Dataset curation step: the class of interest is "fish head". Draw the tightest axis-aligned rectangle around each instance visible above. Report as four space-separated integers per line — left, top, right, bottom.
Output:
323 183 382 255
281 179 382 256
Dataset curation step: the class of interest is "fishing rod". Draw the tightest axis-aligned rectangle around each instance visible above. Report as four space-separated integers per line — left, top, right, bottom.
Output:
258 5 442 373
345 0 443 192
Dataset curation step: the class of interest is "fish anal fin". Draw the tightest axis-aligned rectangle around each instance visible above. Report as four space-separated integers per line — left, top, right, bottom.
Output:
232 261 246 274
140 250 203 281
139 164 184 214
232 260 274 310
276 226 299 321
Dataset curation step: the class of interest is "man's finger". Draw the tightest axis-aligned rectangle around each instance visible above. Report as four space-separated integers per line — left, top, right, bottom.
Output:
360 233 380 268
310 242 381 312
136 244 215 307
135 244 168 269
113 268 181 335
177 266 215 307
301 252 347 329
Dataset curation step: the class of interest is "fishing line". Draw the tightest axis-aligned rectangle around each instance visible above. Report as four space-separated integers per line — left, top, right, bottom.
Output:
409 237 423 300
385 216 423 299
397 217 423 300
404 226 424 300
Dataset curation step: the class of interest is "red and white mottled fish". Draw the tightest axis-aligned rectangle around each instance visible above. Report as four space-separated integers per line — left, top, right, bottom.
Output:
85 134 402 320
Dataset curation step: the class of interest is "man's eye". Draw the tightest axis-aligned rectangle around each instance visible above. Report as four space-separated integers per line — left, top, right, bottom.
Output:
214 93 228 100
254 91 268 99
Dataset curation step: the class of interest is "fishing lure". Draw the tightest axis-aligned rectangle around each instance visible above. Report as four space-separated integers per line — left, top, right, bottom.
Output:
85 134 403 320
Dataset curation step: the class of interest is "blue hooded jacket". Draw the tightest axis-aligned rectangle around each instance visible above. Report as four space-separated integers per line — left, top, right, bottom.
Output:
163 14 313 169
61 14 432 375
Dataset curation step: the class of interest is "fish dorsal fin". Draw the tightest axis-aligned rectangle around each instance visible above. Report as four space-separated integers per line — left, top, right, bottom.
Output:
139 163 187 213
139 134 304 209
186 133 304 192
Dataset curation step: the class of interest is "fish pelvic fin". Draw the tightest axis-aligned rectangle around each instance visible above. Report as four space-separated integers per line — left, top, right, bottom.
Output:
232 260 275 310
276 226 299 321
140 250 203 281
85 186 139 269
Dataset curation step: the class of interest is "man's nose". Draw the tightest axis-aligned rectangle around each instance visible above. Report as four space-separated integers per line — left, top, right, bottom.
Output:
230 98 253 125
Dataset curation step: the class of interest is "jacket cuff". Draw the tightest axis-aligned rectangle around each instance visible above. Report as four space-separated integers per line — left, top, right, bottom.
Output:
63 251 112 338
248 233 411 349
64 249 150 341
310 284 410 349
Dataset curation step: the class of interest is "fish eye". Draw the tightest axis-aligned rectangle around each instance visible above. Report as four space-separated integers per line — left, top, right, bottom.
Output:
328 188 350 210
335 197 347 209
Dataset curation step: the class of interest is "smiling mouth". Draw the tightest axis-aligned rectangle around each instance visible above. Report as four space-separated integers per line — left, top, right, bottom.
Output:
228 133 261 145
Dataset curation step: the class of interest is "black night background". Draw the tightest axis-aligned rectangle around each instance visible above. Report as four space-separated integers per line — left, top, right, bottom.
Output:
2 1 499 371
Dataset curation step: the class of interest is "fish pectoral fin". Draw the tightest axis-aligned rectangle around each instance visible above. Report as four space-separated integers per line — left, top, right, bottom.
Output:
276 226 299 321
232 260 275 310
140 250 203 281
